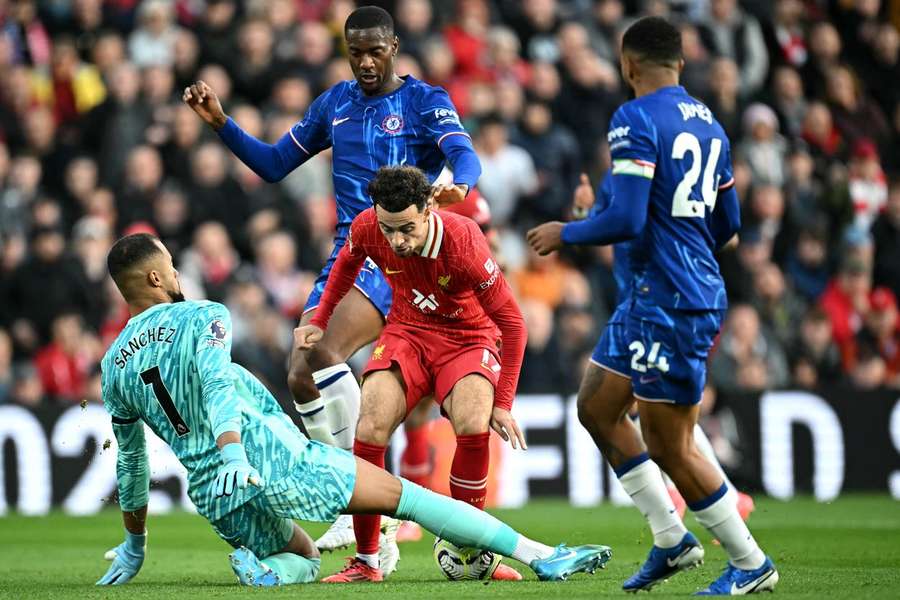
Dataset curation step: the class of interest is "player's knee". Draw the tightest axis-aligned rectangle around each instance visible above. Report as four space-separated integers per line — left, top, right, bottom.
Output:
355 417 393 446
306 344 343 373
451 411 490 435
576 390 601 429
287 362 318 404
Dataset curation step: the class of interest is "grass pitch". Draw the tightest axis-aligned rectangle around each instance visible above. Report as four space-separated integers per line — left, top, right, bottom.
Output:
1 495 898 599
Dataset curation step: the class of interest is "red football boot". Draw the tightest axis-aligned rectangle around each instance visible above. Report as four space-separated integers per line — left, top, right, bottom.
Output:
322 558 384 583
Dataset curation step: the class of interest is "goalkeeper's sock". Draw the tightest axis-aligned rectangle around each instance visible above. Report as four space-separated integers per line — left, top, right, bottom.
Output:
353 440 386 560
261 553 321 584
312 364 361 451
616 453 688 549
691 483 766 570
449 432 490 508
394 478 553 565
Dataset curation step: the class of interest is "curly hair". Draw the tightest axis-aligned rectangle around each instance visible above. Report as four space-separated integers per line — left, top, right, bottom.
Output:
367 166 431 213
622 16 682 67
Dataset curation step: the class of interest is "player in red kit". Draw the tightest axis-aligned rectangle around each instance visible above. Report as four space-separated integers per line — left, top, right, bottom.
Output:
296 166 527 583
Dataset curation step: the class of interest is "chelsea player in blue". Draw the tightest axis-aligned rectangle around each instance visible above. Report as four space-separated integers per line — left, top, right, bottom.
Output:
96 233 612 587
183 6 481 560
527 17 777 595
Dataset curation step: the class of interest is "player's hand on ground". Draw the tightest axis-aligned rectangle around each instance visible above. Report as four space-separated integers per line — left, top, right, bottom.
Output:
490 407 527 450
431 184 468 208
572 173 594 218
96 530 146 585
526 221 565 256
215 443 265 497
183 80 227 130
294 324 324 350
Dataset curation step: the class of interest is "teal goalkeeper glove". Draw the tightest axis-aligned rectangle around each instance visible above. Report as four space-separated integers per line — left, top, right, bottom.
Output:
96 529 146 585
215 442 265 497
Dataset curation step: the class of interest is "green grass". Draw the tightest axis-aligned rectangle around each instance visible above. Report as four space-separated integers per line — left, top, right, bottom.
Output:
1 495 899 599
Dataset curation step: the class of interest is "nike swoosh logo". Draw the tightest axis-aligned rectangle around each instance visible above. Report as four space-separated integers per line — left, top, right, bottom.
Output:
731 570 774 594
544 550 577 564
666 546 694 568
640 375 659 384
385 268 403 275
331 426 349 436
332 116 350 126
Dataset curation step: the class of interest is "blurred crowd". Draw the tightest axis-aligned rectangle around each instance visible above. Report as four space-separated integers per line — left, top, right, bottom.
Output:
1 0 899 414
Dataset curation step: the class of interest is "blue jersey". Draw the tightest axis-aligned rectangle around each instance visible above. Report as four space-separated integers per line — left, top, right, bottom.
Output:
608 86 734 310
592 171 633 307
289 75 472 244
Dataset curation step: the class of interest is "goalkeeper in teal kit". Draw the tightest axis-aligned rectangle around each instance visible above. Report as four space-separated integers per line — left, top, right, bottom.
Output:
96 232 612 587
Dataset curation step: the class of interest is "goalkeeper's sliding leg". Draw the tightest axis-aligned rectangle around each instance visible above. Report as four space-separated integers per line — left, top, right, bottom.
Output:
229 456 612 586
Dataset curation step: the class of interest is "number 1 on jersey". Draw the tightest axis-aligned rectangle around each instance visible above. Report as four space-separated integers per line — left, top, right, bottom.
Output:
671 132 722 218
140 366 191 437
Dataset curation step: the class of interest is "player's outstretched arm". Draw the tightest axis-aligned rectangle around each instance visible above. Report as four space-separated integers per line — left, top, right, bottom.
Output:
183 80 308 183
97 417 150 585
307 230 368 334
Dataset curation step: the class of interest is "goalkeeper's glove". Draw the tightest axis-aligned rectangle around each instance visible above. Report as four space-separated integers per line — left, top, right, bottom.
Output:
214 442 265 497
96 529 146 585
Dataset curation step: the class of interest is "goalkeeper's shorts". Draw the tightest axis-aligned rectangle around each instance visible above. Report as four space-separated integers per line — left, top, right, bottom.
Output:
210 440 357 558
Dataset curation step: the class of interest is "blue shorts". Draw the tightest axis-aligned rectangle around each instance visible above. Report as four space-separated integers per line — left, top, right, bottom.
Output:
590 301 631 378
626 298 723 406
303 246 393 318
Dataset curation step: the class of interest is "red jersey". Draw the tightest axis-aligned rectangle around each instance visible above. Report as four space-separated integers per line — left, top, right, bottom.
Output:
312 208 525 409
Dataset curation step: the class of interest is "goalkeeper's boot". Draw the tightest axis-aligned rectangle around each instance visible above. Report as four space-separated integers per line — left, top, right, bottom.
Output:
530 543 612 581
322 557 384 583
623 532 704 592
315 514 355 552
696 557 778 595
229 547 281 587
379 517 401 577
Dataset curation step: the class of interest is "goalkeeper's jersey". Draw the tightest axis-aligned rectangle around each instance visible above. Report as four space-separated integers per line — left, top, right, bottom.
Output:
101 300 306 521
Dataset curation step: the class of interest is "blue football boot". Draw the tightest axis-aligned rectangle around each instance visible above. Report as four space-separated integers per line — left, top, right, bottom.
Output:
530 543 612 581
623 532 705 592
696 556 779 595
229 546 281 587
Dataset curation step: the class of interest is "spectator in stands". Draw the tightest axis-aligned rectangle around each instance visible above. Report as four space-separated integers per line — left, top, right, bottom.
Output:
861 23 900 121
517 298 566 394
172 30 200 91
696 0 769 97
801 101 846 180
872 179 900 299
854 287 900 388
232 19 283 105
704 57 743 142
801 22 842 99
72 215 113 290
0 154 42 242
826 64 890 148
767 66 808 138
850 344 887 389
23 106 73 197
475 112 539 226
739 103 788 187
187 142 252 254
513 99 580 223
838 139 888 232
820 257 873 368
752 261 807 349
9 362 43 407
395 0 436 63
785 220 831 302
762 0 808 69
2 0 51 67
48 37 106 126
710 304 790 393
679 22 712 100
116 144 165 228
33 313 94 403
253 230 312 319
3 225 94 348
179 221 240 303
512 0 565 63
128 0 180 67
791 307 843 388
0 328 12 403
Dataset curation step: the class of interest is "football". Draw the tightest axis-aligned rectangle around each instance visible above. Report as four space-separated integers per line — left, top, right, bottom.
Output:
432 538 501 581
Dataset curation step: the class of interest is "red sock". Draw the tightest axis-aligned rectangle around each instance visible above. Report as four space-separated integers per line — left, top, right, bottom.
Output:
400 423 433 488
352 439 386 556
449 432 490 509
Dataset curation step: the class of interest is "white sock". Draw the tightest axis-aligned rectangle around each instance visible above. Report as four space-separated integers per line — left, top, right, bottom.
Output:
510 536 555 564
693 424 735 491
692 487 766 570
618 458 688 548
356 552 379 569
311 363 361 451
295 396 336 446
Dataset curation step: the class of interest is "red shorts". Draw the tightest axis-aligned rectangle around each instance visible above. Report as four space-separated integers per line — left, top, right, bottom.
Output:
363 323 501 414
